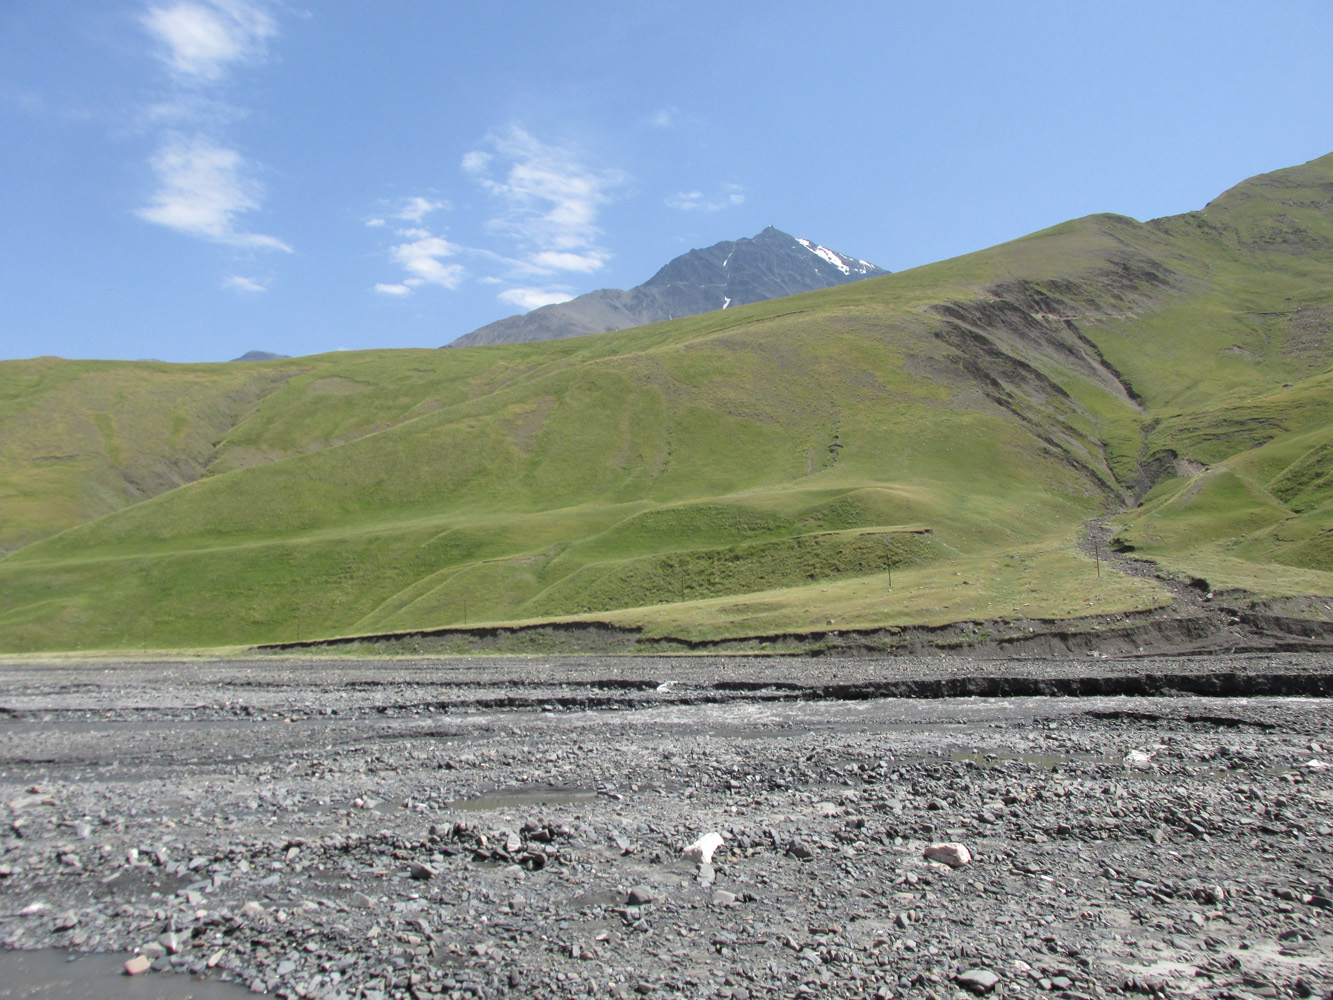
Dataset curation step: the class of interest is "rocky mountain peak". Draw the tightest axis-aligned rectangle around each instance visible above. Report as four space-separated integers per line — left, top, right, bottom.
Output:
446 227 886 348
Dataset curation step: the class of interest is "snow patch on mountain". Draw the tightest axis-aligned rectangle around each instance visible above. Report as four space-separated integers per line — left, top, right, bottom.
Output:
794 237 853 275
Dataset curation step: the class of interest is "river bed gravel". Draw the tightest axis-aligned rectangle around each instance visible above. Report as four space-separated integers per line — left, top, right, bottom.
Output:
0 653 1330 999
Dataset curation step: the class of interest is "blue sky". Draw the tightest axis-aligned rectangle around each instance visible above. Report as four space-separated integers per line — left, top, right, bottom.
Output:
2 1 1331 363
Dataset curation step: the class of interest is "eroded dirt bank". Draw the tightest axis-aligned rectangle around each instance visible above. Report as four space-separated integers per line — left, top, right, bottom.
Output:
0 654 1330 999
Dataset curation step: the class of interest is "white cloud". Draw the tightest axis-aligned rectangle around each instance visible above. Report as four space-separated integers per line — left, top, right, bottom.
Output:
527 249 607 274
389 235 463 289
136 1 290 263
460 150 491 174
138 136 290 250
650 108 676 128
223 273 267 292
498 287 574 311
370 127 626 301
365 217 386 228
142 0 276 82
464 125 624 262
394 196 448 222
667 183 746 213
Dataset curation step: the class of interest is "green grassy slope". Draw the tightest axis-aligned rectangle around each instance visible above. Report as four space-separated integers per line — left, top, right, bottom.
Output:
2 154 1332 651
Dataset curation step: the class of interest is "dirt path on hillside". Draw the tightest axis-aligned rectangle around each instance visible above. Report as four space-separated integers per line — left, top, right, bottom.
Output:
0 654 1330 999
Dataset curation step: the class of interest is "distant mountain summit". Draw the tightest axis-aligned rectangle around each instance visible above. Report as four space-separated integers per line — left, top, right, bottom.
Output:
447 226 887 347
231 350 290 362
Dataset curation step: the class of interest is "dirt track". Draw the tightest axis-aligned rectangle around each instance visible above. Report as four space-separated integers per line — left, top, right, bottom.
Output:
1 653 1331 999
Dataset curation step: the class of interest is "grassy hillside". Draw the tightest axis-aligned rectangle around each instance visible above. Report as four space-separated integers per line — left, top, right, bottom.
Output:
2 154 1332 651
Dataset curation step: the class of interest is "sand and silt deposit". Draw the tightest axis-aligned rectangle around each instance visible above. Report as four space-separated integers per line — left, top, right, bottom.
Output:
0 653 1330 999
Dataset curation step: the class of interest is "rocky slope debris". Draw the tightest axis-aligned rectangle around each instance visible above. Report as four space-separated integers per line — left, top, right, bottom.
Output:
0 654 1330 999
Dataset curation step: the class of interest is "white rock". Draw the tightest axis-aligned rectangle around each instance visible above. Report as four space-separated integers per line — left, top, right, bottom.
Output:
682 831 725 865
1304 759 1330 771
923 842 972 868
1124 749 1157 768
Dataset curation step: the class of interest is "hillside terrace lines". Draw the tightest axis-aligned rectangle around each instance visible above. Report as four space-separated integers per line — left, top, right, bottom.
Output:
5 156 1333 650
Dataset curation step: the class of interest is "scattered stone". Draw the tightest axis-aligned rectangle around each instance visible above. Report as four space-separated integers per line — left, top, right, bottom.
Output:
409 861 437 880
2 655 1331 1000
924 842 972 867
124 955 152 976
1124 750 1157 769
786 840 816 860
682 831 724 864
956 968 1000 994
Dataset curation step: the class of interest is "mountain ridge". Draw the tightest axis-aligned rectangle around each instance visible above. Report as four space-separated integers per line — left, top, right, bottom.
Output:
446 226 886 347
2 153 1332 651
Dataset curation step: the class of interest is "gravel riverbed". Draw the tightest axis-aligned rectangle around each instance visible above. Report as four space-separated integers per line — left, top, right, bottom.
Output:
0 653 1330 999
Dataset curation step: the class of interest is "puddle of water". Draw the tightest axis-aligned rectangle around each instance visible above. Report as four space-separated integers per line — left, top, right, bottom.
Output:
946 748 1095 770
447 785 597 810
0 949 249 999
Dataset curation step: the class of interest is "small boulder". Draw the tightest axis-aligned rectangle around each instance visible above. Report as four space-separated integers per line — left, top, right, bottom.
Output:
124 955 152 976
956 968 1000 994
682 831 724 865
924 842 972 868
786 840 816 861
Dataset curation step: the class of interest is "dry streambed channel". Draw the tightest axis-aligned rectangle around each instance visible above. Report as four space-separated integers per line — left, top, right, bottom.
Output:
0 654 1330 1000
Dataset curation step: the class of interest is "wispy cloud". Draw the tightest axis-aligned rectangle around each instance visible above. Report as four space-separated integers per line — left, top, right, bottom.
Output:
649 108 677 128
527 249 608 274
142 0 276 82
223 273 267 292
394 196 448 222
387 234 463 289
136 1 288 258
139 135 289 250
667 183 746 213
372 127 625 307
464 126 624 269
498 287 575 310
